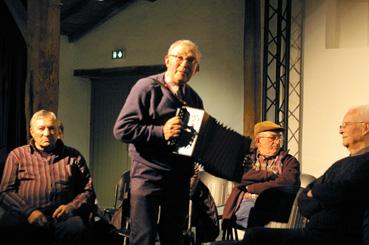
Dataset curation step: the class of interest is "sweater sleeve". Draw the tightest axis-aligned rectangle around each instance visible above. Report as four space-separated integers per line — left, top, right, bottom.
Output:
310 156 369 207
113 78 164 144
298 154 369 217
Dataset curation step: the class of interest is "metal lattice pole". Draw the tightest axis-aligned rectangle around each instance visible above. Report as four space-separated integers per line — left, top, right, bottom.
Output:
262 0 303 159
287 0 304 160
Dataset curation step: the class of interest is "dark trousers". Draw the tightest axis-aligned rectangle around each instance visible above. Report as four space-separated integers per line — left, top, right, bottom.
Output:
242 227 360 245
130 162 191 245
242 227 310 245
0 210 92 245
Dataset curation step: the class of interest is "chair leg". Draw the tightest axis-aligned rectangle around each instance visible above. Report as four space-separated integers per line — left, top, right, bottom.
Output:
234 227 238 240
222 226 243 241
222 226 234 241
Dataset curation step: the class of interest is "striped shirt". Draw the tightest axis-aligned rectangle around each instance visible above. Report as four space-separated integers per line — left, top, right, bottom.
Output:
0 140 95 218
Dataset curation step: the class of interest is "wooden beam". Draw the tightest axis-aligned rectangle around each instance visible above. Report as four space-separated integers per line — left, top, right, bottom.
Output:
243 0 262 140
26 0 61 123
66 0 133 42
60 0 90 20
3 0 28 43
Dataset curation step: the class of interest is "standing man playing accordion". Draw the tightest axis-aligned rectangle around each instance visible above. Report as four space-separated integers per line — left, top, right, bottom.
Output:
113 39 204 245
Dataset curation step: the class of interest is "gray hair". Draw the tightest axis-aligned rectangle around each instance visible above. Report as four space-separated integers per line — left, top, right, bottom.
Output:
30 110 57 129
167 39 202 62
347 104 369 122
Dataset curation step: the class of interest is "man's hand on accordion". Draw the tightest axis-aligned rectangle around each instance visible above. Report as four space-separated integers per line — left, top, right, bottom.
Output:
163 116 183 141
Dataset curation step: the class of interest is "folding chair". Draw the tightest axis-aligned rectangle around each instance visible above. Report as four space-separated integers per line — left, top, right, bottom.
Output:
110 170 130 245
189 179 220 244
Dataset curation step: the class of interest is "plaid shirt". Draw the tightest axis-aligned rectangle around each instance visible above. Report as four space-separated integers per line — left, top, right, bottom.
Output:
252 153 283 175
0 140 95 218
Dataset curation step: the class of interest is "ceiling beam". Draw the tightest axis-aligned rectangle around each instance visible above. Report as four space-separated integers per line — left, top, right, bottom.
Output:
66 0 133 42
3 0 28 43
61 0 90 20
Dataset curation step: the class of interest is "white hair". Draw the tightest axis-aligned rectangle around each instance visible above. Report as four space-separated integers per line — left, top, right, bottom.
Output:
167 39 202 62
30 109 57 129
347 104 369 122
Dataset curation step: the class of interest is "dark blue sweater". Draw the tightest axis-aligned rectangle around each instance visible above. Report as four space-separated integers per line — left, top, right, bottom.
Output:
113 72 204 173
298 151 369 241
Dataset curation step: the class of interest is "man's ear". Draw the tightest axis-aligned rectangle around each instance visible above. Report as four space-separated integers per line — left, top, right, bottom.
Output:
29 127 34 138
196 64 200 72
363 123 369 135
164 55 170 67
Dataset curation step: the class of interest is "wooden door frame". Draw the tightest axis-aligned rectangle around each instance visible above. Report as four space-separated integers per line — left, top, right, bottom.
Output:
74 64 166 79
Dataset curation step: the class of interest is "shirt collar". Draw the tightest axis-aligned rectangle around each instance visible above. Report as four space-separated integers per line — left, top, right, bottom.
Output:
29 139 64 156
256 149 282 160
164 72 186 95
351 145 369 156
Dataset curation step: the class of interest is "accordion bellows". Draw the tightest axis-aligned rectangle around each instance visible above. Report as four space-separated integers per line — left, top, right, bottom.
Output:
171 107 251 182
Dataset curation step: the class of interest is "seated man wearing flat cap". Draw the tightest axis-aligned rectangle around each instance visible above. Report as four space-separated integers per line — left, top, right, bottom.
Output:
222 121 301 229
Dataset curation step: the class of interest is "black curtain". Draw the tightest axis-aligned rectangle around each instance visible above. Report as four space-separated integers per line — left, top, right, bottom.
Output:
0 1 27 178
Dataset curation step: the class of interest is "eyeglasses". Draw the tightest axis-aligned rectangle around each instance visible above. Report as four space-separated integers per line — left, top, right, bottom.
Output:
169 55 198 65
257 135 283 142
339 121 367 130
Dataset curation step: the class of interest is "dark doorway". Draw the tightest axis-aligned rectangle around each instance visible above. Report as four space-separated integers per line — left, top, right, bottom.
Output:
75 65 165 207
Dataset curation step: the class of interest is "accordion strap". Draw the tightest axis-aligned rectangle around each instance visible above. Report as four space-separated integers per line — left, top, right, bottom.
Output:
152 79 187 106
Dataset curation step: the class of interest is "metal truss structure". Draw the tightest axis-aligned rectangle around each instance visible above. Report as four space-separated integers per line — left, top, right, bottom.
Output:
262 0 304 160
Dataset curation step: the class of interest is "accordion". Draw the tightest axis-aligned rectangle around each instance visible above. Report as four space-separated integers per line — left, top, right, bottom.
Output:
170 106 251 182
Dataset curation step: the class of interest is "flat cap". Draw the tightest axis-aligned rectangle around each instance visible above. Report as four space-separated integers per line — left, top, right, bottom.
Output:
254 121 284 137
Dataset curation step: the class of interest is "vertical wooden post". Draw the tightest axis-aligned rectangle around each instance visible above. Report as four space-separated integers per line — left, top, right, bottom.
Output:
243 0 262 140
26 0 60 129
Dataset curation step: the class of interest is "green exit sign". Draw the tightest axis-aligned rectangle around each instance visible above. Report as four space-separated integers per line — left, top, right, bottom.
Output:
112 49 126 59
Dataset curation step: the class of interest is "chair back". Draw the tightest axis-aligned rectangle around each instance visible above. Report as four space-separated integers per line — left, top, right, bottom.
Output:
300 173 316 188
114 170 130 209
190 179 220 243
221 185 300 240
285 187 308 228
283 173 316 229
110 170 130 245
199 171 233 207
248 185 300 228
